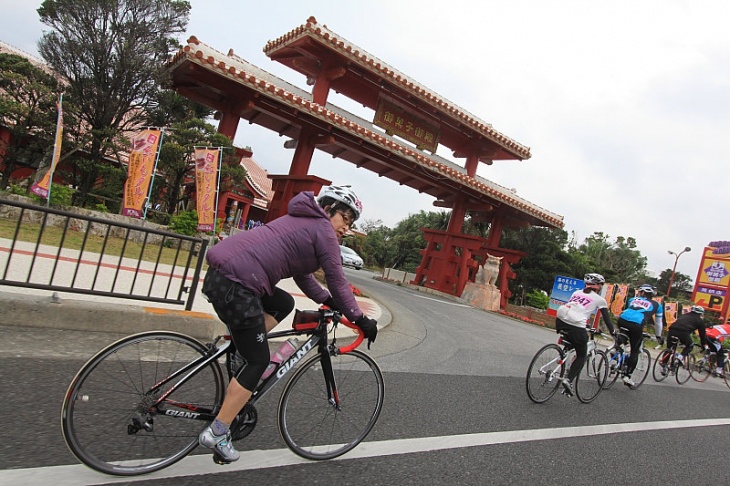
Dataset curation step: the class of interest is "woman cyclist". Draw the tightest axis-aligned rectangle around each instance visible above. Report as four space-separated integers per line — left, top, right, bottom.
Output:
617 284 663 387
198 185 378 463
555 273 615 396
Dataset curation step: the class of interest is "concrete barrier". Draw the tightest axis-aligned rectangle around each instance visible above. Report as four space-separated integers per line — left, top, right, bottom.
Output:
382 268 417 284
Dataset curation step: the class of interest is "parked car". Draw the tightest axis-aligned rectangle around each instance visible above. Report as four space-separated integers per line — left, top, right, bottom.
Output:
340 245 363 270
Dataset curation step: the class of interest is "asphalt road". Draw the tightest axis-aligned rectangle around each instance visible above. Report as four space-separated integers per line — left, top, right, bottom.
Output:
1 269 729 485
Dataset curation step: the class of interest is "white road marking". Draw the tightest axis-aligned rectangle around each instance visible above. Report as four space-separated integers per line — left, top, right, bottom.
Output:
3 418 729 484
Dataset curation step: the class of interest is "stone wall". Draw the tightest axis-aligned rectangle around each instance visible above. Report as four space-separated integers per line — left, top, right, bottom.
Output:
0 193 172 245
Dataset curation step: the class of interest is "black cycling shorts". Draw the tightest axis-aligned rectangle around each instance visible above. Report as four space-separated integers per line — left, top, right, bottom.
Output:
202 268 295 330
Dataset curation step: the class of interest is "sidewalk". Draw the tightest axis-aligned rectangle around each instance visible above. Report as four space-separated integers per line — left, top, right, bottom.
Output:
0 274 386 341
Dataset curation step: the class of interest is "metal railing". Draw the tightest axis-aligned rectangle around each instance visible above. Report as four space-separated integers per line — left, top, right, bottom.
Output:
0 197 208 310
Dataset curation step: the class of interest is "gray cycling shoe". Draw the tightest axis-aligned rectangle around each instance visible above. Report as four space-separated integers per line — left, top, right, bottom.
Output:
199 425 240 463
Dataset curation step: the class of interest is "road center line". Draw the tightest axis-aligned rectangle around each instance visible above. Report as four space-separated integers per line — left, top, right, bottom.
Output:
4 418 729 485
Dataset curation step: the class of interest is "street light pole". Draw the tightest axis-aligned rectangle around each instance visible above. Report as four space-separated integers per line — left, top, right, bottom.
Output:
666 246 691 297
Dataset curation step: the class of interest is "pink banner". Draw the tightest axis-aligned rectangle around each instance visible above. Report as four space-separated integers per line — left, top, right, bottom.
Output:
122 129 161 218
31 94 64 199
194 148 220 232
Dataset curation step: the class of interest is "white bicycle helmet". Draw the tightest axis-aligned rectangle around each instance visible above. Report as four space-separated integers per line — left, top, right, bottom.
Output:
637 284 656 296
690 305 705 315
317 185 363 221
584 273 605 285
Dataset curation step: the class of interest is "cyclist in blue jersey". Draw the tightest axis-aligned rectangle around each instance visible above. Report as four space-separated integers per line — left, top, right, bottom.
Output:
555 273 616 397
616 284 664 387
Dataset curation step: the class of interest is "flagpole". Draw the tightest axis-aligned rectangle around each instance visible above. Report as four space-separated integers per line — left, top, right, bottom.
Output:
45 92 64 207
142 127 166 220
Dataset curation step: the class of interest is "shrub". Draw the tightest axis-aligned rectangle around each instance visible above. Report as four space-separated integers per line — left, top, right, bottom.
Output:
28 183 74 207
525 289 549 310
168 210 199 236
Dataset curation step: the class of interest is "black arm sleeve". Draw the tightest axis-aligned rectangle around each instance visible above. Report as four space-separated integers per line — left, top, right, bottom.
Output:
599 308 615 335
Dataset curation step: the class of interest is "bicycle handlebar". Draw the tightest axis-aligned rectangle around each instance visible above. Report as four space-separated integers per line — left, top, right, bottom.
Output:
337 317 364 354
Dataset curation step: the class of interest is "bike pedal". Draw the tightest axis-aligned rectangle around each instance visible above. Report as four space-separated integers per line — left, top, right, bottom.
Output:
212 453 232 465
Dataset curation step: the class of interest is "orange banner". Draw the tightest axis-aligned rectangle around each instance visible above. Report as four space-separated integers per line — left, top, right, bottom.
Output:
609 284 629 317
194 148 220 232
31 94 64 199
664 301 678 326
122 129 161 218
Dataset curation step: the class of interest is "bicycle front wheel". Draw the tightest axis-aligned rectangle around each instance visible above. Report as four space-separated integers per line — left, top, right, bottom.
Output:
602 351 620 390
525 344 564 403
653 349 672 382
676 354 694 384
575 350 608 403
61 332 225 476
689 354 712 383
631 349 652 389
278 349 384 460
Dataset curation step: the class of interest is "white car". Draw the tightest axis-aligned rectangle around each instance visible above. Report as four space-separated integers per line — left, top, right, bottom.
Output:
340 245 363 270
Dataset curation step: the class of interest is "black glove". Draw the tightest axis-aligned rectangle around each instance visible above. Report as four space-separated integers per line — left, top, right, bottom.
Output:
355 315 378 349
322 296 339 311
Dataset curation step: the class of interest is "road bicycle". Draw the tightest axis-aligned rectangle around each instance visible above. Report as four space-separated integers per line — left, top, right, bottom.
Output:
652 335 694 384
526 326 608 404
602 328 652 390
689 347 730 389
61 307 384 476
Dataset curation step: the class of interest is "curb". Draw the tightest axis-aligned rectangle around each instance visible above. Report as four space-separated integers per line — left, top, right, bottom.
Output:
0 292 226 340
0 289 388 342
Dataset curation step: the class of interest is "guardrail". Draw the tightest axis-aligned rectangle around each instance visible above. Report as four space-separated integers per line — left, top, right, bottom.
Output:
0 197 208 310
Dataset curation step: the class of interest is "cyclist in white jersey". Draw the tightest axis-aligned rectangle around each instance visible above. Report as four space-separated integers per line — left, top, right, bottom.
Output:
555 273 616 396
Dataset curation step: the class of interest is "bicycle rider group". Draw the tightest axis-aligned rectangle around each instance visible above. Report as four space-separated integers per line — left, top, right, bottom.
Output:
528 273 724 404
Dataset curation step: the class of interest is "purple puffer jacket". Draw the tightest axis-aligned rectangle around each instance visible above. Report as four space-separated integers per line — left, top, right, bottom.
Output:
206 192 363 322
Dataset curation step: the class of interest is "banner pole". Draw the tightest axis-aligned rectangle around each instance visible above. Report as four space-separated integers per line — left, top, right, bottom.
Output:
142 127 166 220
212 147 224 237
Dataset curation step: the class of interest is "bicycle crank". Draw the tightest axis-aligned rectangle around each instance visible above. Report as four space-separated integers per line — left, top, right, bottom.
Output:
230 403 258 441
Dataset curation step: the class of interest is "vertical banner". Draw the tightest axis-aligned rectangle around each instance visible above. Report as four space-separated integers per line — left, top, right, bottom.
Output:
122 129 161 218
194 147 220 232
664 301 678 326
609 284 629 317
31 93 64 199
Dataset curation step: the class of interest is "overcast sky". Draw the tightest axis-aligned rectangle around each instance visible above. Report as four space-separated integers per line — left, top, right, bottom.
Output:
2 0 728 282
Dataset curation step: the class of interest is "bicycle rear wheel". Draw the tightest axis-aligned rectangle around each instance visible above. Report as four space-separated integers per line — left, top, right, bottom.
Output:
676 354 693 384
631 349 652 389
61 332 225 476
575 350 608 403
278 349 384 460
525 344 564 403
652 349 672 382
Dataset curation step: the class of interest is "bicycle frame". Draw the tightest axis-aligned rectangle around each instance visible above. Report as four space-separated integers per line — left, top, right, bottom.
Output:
539 333 599 380
146 309 360 423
